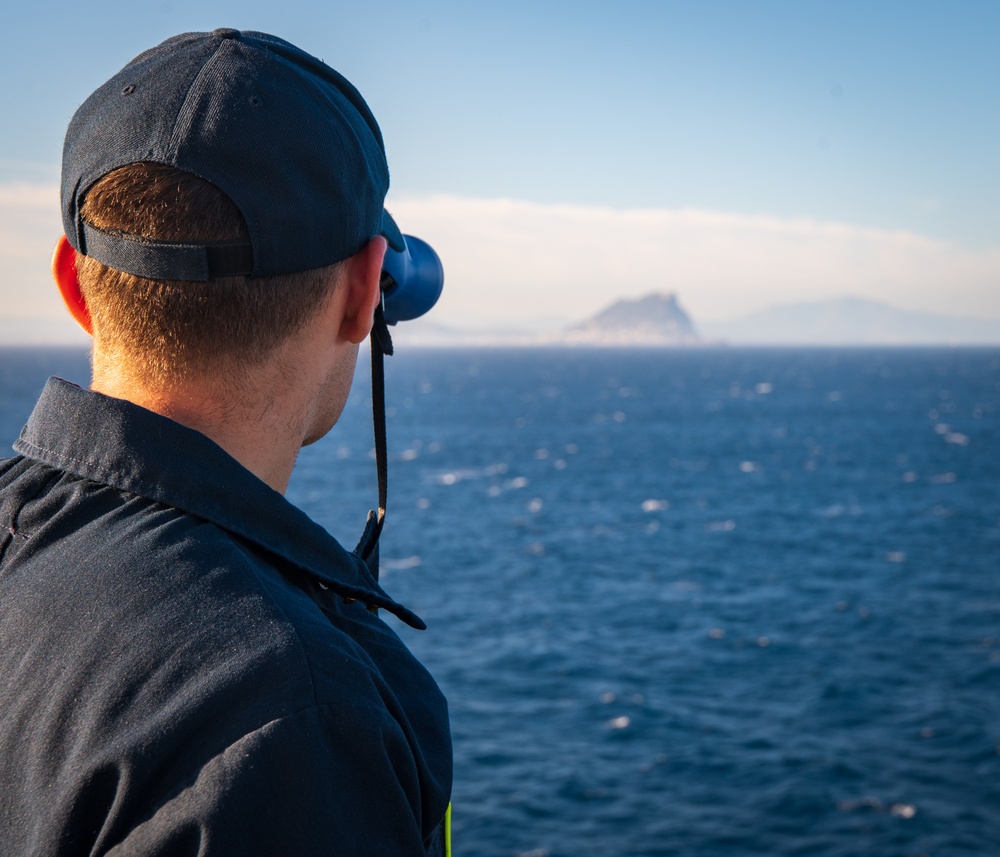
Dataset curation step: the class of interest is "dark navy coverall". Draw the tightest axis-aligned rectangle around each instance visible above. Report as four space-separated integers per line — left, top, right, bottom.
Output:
0 378 452 855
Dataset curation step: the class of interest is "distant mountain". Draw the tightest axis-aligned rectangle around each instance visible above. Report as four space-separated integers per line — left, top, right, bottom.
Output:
699 297 1000 345
330 293 1000 349
556 292 699 345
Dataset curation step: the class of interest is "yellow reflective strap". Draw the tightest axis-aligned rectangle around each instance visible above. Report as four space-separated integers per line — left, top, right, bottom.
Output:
444 803 452 857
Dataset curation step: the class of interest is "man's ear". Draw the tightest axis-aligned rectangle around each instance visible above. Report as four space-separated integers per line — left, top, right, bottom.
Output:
338 236 387 345
52 235 93 336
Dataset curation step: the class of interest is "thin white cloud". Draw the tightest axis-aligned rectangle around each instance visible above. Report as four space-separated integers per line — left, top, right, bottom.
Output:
0 182 63 317
386 194 1000 328
2 184 998 335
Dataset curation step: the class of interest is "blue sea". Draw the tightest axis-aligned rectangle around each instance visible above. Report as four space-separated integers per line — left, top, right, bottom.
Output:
2 346 999 856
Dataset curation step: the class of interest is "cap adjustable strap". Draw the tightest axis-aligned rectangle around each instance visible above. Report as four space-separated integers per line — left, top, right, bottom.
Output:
354 300 393 580
80 222 254 281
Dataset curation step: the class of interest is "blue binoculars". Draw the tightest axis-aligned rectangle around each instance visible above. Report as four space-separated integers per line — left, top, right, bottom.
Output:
380 235 444 325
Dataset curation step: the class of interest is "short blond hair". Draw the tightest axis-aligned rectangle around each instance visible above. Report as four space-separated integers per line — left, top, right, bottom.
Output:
77 163 340 383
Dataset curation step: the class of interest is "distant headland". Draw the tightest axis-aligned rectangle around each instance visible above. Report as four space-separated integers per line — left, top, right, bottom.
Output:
389 292 1000 347
556 293 699 345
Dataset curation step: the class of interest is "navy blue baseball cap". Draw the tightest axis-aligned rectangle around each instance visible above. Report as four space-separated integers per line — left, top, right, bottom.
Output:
61 28 404 281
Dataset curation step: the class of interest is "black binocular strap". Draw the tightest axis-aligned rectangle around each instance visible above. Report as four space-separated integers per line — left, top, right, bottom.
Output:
355 303 394 580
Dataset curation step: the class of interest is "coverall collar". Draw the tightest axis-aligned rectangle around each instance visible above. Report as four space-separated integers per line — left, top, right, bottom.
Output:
14 377 425 629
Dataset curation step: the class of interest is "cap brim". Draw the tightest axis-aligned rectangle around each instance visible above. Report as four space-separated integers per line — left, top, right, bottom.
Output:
380 210 405 252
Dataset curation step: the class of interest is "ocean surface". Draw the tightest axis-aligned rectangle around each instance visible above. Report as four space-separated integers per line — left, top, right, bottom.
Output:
2 346 999 856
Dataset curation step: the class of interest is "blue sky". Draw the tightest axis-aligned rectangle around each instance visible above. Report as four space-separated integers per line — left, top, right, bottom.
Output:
2 0 998 336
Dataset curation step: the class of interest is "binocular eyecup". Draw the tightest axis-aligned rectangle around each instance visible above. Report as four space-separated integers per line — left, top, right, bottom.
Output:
380 235 444 325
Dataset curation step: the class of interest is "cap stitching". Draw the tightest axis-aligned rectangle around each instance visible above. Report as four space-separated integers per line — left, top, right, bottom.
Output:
166 38 231 160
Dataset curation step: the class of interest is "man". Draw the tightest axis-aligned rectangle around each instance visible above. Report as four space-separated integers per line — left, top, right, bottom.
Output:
0 29 452 855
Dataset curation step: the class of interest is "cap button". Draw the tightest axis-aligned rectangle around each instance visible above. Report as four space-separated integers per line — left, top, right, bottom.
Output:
213 28 241 39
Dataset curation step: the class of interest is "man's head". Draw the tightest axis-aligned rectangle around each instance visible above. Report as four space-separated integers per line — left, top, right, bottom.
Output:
57 29 401 384
67 162 344 382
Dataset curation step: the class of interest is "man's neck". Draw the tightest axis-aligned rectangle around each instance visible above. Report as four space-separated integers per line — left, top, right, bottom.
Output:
86 270 362 496
91 357 310 494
